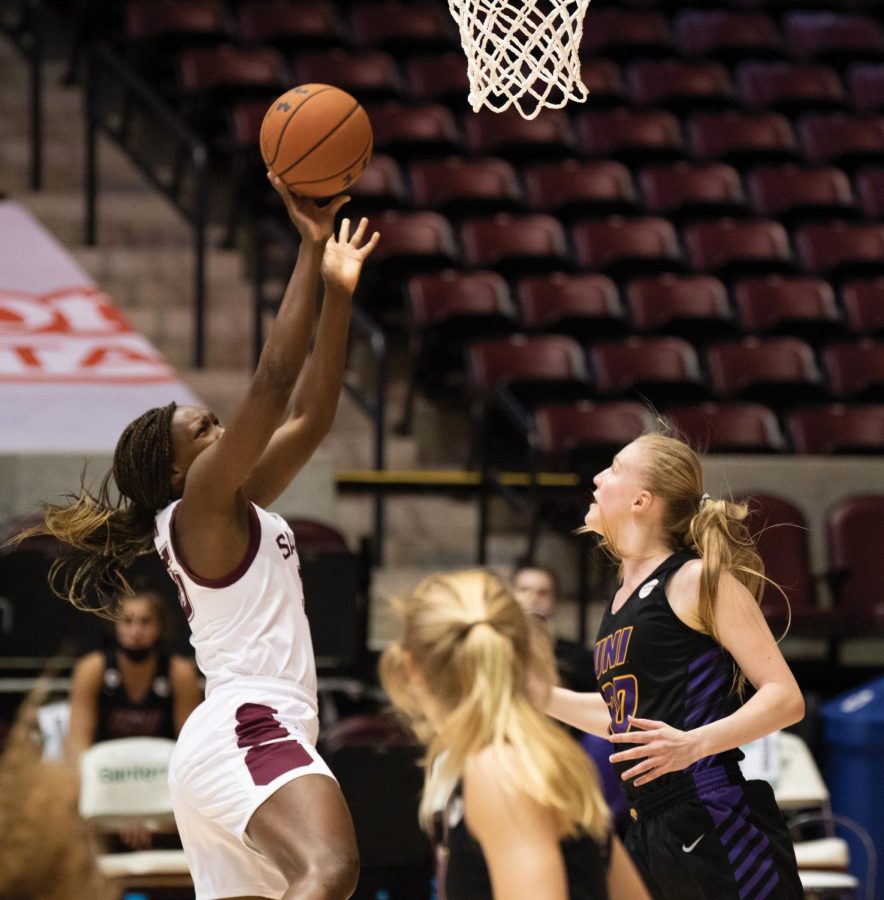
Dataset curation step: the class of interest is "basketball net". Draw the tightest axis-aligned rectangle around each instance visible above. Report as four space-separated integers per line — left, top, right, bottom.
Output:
448 0 592 120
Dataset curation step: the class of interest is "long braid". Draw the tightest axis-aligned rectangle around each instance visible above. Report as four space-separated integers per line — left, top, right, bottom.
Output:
9 403 178 618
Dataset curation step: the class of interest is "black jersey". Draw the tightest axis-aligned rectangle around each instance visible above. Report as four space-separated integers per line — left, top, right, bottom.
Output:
96 647 176 742
438 782 610 900
594 551 743 804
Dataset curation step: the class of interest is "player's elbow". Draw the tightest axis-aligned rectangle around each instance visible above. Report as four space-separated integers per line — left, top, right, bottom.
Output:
784 687 805 727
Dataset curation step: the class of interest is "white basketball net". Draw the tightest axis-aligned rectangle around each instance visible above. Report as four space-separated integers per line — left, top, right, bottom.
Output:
448 0 592 120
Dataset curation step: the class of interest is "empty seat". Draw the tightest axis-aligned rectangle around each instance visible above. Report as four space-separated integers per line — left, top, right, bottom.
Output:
368 102 461 157
522 160 637 219
410 158 523 217
517 273 626 341
178 44 289 99
737 62 847 115
847 64 884 113
788 404 884 453
799 114 884 169
856 168 884 218
706 337 825 407
346 154 408 213
823 340 884 401
581 58 627 108
293 50 402 102
674 11 783 63
580 9 674 59
683 219 794 278
238 0 342 52
747 165 856 223
464 109 575 160
639 163 746 221
842 280 884 336
406 53 471 107
627 60 736 112
669 403 786 453
827 495 884 630
460 214 570 275
576 108 685 164
572 217 682 276
349 2 458 54
127 0 229 53
626 274 735 341
734 276 843 342
588 337 707 406
687 111 799 168
784 12 884 66
795 223 884 280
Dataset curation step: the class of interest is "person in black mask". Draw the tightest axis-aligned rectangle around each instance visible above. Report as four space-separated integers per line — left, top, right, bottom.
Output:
66 588 202 848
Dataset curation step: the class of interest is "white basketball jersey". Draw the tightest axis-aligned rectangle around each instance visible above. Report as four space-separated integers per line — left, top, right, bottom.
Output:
154 500 316 701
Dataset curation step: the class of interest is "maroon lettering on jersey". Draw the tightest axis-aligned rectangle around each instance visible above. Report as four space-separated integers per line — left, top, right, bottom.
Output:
276 531 296 560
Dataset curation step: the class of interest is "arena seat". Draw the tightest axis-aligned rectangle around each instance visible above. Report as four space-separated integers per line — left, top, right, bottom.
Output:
348 1 458 54
822 340 884 401
410 158 523 218
517 273 627 341
237 0 343 53
126 0 230 62
736 62 847 116
579 9 674 60
674 10 783 63
783 12 884 66
827 494 884 630
847 63 884 112
706 337 826 408
747 165 857 224
368 101 462 158
669 403 787 454
733 276 844 343
795 222 884 280
405 52 472 107
464 108 575 160
626 274 736 341
787 405 884 454
572 216 682 276
580 58 626 108
626 59 736 112
841 280 884 336
638 162 747 222
855 168 884 218
460 214 571 275
587 336 708 407
344 154 409 213
798 114 884 170
522 160 638 220
293 49 403 102
687 111 799 168
683 219 794 278
575 108 686 164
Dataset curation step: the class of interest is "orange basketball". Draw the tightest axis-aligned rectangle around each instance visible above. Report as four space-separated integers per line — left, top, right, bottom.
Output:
260 84 373 198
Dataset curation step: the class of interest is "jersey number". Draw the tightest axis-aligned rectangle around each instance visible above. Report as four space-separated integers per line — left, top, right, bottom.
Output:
159 545 195 621
600 674 639 733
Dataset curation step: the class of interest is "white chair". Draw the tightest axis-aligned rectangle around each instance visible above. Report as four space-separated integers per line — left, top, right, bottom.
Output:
78 737 191 891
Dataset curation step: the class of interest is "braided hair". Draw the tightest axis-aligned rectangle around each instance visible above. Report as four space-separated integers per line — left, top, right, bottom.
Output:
10 403 178 618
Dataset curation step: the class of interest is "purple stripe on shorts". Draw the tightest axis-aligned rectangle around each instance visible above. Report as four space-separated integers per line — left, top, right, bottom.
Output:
245 740 313 786
235 703 289 748
731 826 766 869
721 810 750 845
739 856 774 898
754 869 781 900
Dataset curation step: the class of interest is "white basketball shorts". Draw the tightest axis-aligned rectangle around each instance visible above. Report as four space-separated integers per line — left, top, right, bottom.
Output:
168 676 335 899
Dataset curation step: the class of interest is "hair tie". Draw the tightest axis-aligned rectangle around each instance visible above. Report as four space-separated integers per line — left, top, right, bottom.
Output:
699 492 712 508
460 619 488 639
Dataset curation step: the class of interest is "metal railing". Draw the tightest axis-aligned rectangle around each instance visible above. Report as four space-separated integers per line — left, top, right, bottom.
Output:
84 43 210 367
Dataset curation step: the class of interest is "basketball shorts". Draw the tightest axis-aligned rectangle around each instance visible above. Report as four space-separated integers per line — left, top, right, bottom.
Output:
168 677 336 899
624 764 803 900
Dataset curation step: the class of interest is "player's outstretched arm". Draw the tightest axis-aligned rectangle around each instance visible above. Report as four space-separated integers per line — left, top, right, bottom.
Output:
545 686 612 738
243 216 379 507
180 178 348 514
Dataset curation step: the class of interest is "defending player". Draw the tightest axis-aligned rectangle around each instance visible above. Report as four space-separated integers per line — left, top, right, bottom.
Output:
15 175 379 900
545 433 804 900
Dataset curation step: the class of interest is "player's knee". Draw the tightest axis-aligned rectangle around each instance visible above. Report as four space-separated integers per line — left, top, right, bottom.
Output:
298 846 360 898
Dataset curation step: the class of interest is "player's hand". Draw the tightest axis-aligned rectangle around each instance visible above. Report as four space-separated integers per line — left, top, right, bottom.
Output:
321 216 380 294
267 173 350 244
608 716 701 787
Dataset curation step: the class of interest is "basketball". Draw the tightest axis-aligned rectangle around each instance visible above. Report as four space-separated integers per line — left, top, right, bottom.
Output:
260 84 373 198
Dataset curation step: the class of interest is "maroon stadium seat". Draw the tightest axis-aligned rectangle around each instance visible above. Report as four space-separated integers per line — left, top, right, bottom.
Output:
288 519 351 555
464 109 575 160
293 49 403 102
687 111 799 168
580 10 674 59
747 165 856 223
410 158 523 217
798 114 884 169
178 45 289 97
406 53 471 107
626 274 735 341
795 223 884 279
822 340 884 401
573 217 682 276
847 64 884 113
736 62 846 115
581 58 627 108
576 108 685 164
349 2 458 54
788 404 884 454
856 168 884 218
626 60 736 111
784 12 884 66
706 337 825 407
639 162 746 221
460 215 570 275
669 403 786 453
588 337 707 406
127 0 229 49
842 280 884 336
683 219 794 278
674 11 783 63
522 160 637 219
827 495 884 630
368 102 461 157
238 0 342 52
517 274 626 341
734 276 843 342
346 154 408 212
